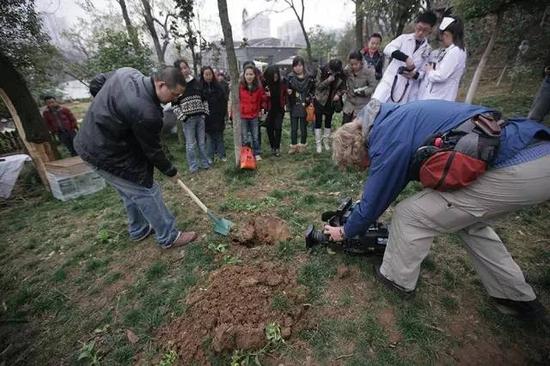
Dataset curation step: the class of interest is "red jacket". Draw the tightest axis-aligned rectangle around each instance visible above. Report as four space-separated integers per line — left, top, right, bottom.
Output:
239 84 266 119
43 107 77 133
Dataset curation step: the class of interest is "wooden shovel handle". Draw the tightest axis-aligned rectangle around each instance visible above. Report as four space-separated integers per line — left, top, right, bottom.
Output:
177 179 208 213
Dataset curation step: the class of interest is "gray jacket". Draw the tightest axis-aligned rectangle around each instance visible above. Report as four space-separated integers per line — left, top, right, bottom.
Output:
343 65 377 115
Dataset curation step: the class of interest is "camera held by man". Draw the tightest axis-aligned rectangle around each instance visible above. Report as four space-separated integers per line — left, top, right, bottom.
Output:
397 65 416 75
305 197 389 255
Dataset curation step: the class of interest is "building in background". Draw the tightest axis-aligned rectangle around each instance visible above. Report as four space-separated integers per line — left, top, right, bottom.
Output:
277 19 306 47
202 38 301 72
242 9 271 40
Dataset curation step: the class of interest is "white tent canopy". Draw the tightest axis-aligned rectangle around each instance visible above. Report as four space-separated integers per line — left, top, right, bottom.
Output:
275 56 296 66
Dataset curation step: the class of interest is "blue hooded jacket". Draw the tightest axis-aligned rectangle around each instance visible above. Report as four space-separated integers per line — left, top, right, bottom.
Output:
343 100 550 238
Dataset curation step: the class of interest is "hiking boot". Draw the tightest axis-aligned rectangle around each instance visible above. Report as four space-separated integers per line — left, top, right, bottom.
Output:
274 149 281 157
373 264 415 299
297 143 307 153
289 145 298 154
161 231 198 249
491 297 546 320
131 226 153 241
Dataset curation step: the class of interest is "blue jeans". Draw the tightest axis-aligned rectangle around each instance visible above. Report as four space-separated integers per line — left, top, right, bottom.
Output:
206 131 226 159
241 118 260 155
96 169 179 247
183 115 211 172
528 75 550 123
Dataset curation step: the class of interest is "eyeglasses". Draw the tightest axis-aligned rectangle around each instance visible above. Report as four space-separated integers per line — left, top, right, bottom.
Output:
415 23 432 34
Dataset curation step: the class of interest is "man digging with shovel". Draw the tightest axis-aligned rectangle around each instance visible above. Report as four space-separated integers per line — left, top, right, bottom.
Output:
75 67 198 249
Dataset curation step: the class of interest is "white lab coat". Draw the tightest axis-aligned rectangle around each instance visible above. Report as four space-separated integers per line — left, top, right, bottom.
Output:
417 44 467 101
372 33 432 104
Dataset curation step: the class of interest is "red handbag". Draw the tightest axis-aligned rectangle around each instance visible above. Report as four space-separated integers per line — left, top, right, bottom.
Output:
240 145 256 170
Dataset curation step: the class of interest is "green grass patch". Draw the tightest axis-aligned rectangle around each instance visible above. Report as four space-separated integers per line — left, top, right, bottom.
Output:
298 252 337 303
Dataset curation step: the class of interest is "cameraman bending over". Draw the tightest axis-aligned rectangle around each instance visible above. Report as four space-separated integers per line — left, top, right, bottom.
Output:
371 11 436 104
325 99 550 319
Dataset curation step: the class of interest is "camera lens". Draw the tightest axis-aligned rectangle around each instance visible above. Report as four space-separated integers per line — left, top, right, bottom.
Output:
305 224 328 248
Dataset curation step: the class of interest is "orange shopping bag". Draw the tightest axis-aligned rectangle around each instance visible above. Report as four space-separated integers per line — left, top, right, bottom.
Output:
306 103 315 123
240 145 256 170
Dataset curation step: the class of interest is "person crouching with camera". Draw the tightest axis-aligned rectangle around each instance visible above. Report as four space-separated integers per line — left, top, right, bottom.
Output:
324 99 550 320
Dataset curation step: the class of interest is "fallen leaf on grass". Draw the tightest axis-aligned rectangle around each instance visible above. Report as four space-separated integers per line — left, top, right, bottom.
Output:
126 329 139 344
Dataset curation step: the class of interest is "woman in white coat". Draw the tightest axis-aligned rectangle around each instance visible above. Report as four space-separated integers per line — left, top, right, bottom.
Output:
372 11 437 104
418 16 467 102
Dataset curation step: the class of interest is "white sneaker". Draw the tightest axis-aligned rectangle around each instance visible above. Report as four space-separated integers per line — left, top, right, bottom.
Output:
255 155 262 161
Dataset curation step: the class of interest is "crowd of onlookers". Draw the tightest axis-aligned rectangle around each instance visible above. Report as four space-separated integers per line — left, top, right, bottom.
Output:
44 10 549 172
167 10 472 170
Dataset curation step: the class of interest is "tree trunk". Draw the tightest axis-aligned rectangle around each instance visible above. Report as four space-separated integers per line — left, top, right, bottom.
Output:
117 0 141 52
465 12 502 103
289 3 312 62
140 0 165 64
395 2 410 36
0 52 57 190
355 0 364 49
217 0 242 167
301 23 313 62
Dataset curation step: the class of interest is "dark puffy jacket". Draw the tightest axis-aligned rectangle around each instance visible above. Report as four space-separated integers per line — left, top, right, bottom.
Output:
74 68 177 188
203 81 227 133
265 79 288 111
362 49 385 80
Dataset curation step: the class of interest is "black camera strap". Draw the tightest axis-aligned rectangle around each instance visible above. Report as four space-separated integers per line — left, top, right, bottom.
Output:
390 74 409 103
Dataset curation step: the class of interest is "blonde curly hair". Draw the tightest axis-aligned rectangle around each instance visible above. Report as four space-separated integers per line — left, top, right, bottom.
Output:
331 119 367 168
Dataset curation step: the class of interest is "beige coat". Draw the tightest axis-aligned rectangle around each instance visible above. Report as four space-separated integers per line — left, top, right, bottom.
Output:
343 65 377 115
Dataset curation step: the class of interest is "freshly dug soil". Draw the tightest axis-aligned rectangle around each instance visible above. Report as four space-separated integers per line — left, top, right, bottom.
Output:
232 216 291 247
158 262 308 365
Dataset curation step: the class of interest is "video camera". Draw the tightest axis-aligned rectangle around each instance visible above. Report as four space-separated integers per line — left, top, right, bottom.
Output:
305 198 389 255
397 65 415 75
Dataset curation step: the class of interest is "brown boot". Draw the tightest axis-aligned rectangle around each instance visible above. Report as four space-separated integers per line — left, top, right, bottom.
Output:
162 231 198 249
288 144 298 154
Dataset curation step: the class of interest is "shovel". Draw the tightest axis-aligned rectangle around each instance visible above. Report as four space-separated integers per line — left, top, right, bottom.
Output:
177 179 234 236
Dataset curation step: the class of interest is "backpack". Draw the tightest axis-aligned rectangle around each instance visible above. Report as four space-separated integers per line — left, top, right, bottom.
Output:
410 113 505 191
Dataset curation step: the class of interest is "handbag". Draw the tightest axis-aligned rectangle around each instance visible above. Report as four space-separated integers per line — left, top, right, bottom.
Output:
306 103 316 123
332 99 343 113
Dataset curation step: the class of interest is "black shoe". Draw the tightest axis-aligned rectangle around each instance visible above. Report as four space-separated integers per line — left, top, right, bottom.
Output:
490 297 546 320
275 149 281 157
373 264 415 299
131 226 153 241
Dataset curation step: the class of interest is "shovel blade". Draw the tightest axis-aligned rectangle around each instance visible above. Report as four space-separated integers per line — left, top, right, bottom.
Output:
207 210 234 236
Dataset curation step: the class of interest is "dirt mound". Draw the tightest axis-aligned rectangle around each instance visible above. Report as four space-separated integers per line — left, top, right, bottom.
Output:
232 216 291 247
158 262 308 365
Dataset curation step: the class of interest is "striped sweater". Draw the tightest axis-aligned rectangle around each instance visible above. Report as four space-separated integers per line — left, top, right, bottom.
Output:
172 77 209 121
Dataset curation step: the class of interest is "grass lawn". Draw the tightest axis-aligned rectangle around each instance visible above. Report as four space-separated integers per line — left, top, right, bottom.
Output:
0 79 549 365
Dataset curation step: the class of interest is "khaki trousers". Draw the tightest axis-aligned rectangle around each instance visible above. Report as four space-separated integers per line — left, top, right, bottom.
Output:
380 154 550 300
